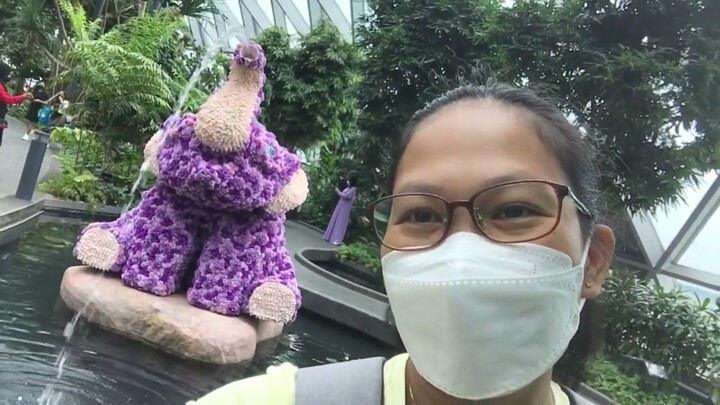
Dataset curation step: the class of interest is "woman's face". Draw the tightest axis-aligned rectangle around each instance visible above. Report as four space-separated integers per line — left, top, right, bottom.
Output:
386 100 614 297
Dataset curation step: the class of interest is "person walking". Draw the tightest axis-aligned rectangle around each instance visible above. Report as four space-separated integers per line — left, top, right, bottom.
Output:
0 62 32 147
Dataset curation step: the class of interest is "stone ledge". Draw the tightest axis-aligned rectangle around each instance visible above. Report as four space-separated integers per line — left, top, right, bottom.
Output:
60 266 282 364
42 198 123 219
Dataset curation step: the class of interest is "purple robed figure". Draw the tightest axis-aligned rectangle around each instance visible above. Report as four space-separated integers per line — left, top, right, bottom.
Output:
324 176 358 245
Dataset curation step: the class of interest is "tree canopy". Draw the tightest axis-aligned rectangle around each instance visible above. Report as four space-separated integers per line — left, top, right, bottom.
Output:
257 21 362 151
357 0 720 213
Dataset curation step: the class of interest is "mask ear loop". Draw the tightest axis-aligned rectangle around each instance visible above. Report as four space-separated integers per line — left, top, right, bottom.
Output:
578 236 593 310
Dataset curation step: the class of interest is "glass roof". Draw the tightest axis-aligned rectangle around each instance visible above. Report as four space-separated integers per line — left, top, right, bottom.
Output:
643 170 720 291
677 201 720 276
650 172 716 251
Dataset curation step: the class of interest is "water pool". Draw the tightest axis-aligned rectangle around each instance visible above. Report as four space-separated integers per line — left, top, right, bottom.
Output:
0 217 390 404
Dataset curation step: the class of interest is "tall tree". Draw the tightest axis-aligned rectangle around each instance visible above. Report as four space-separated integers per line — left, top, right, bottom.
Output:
0 0 60 88
256 21 363 151
356 0 720 214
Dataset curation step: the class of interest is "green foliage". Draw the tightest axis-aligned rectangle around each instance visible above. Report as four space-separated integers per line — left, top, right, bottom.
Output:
159 0 219 18
40 127 145 206
157 35 229 113
602 270 720 381
103 12 185 59
0 0 59 84
106 10 226 106
356 0 720 214
710 363 720 404
57 0 176 145
587 356 691 404
337 242 381 273
8 103 29 120
257 21 363 150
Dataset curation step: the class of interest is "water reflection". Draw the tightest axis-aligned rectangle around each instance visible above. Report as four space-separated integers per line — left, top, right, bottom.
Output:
0 218 389 404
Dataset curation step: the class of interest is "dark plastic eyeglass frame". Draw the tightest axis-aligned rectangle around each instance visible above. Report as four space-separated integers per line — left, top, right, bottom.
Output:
366 180 594 251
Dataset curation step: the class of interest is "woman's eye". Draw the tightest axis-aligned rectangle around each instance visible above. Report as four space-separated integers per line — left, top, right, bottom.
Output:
493 205 536 220
402 209 441 223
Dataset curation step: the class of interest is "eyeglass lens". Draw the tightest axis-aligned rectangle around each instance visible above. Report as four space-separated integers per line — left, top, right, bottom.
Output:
372 182 563 250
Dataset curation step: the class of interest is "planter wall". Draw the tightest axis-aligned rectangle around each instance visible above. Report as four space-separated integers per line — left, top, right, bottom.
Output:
41 198 122 221
295 248 401 347
329 257 385 294
297 248 388 303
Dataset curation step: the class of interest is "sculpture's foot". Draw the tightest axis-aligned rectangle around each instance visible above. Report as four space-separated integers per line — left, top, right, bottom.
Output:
248 282 297 324
74 227 121 271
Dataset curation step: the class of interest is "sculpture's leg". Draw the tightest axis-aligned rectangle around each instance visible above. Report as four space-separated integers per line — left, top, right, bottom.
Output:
74 208 141 273
74 185 203 296
189 213 301 323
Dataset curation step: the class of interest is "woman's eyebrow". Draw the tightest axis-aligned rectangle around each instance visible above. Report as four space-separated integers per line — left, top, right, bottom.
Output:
394 172 539 195
478 172 539 189
394 182 445 195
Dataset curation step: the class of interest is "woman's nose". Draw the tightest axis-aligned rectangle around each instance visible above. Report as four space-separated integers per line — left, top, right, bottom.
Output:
446 206 480 236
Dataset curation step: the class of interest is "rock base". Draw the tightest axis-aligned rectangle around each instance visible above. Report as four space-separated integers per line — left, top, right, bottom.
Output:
60 266 283 364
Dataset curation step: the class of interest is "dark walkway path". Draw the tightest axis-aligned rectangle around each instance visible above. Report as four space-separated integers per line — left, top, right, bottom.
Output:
0 116 56 198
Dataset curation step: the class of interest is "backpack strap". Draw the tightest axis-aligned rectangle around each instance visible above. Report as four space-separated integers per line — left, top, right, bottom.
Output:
295 357 386 405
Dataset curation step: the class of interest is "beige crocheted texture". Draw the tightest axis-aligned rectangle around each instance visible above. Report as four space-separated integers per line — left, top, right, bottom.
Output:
248 282 297 323
143 129 163 175
194 53 263 152
267 169 309 214
75 227 120 271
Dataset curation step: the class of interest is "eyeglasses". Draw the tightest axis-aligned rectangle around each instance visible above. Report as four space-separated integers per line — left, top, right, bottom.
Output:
366 180 592 251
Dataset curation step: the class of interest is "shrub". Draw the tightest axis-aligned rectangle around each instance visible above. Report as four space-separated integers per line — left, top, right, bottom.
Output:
40 126 145 206
587 356 690 404
257 21 362 151
8 103 28 119
337 242 381 273
710 364 720 404
602 270 720 382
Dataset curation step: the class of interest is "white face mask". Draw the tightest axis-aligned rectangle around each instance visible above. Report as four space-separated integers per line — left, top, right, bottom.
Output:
382 232 590 400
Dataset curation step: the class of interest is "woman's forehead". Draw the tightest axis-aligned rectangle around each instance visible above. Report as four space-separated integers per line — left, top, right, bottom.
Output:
395 101 569 197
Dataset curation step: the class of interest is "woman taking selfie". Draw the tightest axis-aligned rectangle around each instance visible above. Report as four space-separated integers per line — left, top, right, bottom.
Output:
191 83 616 405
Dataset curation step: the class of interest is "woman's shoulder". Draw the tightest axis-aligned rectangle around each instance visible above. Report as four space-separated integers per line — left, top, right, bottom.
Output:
188 355 587 405
188 362 298 405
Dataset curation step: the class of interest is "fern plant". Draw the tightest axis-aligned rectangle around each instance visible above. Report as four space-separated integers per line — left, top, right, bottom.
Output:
57 0 175 146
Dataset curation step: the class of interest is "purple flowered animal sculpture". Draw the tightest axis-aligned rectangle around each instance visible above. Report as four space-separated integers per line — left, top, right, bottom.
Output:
73 42 308 324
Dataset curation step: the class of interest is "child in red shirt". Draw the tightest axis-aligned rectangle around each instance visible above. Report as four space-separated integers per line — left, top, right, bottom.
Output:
0 62 32 146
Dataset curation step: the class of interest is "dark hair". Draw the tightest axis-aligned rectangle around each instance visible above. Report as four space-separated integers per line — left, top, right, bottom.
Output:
348 175 359 188
389 83 604 388
0 62 11 83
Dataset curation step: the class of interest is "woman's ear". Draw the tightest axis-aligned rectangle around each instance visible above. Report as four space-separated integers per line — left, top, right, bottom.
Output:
582 224 615 299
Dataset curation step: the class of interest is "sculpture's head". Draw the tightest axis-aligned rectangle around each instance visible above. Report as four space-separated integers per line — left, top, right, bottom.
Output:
156 42 308 214
193 42 266 152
